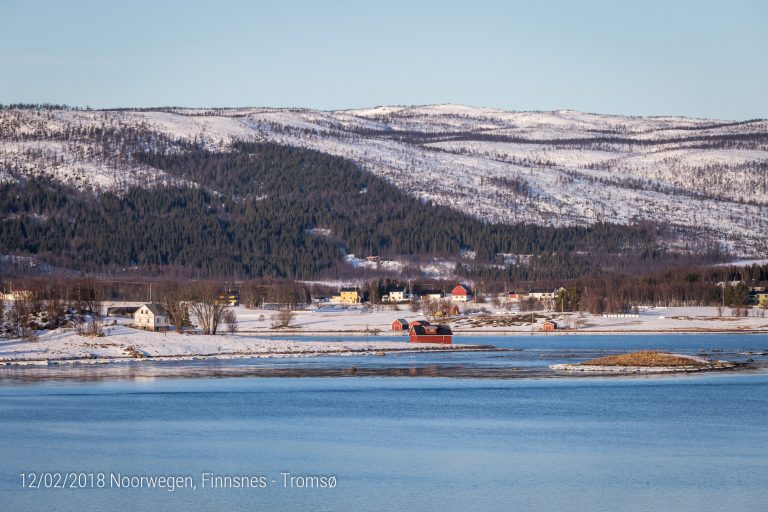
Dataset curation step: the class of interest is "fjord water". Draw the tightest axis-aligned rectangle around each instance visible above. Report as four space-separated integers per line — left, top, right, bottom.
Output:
1 335 767 512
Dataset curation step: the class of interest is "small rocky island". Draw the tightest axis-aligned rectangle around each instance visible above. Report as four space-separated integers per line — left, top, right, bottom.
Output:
550 351 736 374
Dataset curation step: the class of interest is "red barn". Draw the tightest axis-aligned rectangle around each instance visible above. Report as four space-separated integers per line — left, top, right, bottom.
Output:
391 319 409 331
409 324 453 344
409 320 429 329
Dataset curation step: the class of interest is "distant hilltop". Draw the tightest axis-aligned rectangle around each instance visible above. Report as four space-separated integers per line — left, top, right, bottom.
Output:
1 104 767 259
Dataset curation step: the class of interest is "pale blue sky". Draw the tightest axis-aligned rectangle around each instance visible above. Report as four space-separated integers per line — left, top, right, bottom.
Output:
1 0 766 119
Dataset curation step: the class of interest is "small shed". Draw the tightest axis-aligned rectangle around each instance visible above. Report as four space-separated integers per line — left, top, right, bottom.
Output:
391 319 409 331
542 320 558 332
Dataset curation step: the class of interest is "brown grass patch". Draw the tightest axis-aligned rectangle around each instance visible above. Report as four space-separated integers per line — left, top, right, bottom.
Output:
461 313 549 327
581 351 706 367
123 346 146 358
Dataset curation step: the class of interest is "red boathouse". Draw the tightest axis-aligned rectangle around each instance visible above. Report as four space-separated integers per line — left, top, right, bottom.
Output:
542 321 558 332
391 319 409 331
409 324 453 344
409 319 429 329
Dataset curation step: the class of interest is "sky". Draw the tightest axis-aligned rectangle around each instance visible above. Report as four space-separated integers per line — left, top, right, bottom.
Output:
1 0 766 120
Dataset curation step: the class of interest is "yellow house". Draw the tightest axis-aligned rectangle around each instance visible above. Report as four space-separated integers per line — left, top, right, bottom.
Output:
218 289 240 306
339 288 361 304
751 291 768 306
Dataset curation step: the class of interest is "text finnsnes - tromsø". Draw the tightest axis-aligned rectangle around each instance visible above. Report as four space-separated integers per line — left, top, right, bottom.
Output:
19 472 337 491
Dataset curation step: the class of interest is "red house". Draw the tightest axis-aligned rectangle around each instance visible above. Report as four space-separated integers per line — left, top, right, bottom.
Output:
451 284 473 303
409 320 429 329
409 324 453 344
391 319 409 331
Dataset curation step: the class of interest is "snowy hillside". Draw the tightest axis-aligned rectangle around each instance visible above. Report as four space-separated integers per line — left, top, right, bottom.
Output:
1 104 766 255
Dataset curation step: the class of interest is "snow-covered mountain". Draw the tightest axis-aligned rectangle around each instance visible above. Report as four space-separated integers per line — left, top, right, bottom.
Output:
1 104 766 255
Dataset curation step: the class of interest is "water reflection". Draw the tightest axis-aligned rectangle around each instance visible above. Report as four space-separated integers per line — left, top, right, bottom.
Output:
0 346 764 384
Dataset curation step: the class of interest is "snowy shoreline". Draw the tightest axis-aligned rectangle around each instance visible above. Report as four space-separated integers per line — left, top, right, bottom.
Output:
0 346 495 367
241 328 768 336
2 305 767 366
0 324 496 366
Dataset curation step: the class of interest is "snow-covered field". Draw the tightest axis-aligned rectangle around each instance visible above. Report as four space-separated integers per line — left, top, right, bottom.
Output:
2 104 766 254
231 304 768 334
1 305 766 364
0 307 475 364
455 305 768 334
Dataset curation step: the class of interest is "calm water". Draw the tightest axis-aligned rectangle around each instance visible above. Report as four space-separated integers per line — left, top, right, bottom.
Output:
1 334 767 511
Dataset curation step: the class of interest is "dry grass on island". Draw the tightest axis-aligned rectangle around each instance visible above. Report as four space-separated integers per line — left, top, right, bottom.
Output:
550 351 735 373
581 351 708 367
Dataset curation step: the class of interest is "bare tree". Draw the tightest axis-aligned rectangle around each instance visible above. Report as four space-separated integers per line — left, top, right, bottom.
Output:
241 282 268 309
163 295 191 334
223 309 238 334
44 298 67 327
72 280 102 317
187 284 228 335
271 309 294 329
8 298 31 338
75 318 103 337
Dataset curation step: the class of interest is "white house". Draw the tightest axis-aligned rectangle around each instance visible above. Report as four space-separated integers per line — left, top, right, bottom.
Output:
383 288 408 302
451 284 473 303
420 291 445 301
133 304 170 332
529 289 557 300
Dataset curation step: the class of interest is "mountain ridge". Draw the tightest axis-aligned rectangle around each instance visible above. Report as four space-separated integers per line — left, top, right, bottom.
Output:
1 104 766 256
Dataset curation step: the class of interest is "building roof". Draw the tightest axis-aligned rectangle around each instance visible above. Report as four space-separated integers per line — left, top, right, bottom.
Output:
340 288 358 293
411 324 453 336
142 303 168 316
107 306 140 315
452 284 473 295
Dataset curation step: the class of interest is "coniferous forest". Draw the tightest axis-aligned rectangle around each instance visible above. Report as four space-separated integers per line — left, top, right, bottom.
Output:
0 142 720 279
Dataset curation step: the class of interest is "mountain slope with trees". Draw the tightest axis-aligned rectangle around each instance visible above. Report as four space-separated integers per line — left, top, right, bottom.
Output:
1 104 766 256
0 142 684 279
